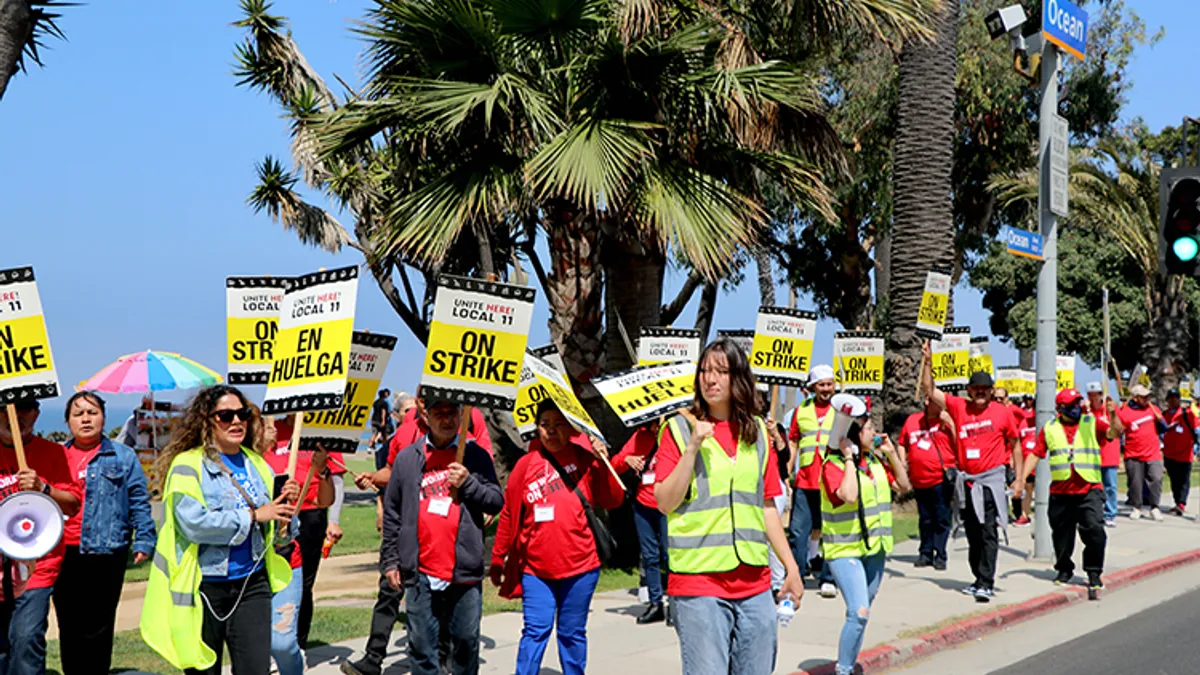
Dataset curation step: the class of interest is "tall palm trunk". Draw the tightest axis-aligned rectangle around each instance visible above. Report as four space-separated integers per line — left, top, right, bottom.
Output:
0 0 32 101
755 248 776 306
1144 275 1190 400
603 237 665 373
884 0 958 419
545 201 605 384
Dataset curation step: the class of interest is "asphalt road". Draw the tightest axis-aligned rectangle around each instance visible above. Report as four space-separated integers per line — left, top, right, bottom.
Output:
992 585 1200 675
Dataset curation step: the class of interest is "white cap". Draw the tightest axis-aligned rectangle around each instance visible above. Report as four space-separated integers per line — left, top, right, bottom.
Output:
809 364 834 384
1086 382 1103 393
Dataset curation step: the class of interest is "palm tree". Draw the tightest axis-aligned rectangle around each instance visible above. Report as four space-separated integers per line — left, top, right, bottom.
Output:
0 0 68 101
992 135 1188 398
885 0 957 418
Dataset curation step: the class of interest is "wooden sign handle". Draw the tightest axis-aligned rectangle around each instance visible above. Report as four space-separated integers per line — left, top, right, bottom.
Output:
450 405 473 501
287 414 305 480
5 405 28 472
913 351 927 402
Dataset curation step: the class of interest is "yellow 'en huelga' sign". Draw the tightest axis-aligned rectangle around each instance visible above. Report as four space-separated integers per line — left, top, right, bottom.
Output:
301 331 396 452
1056 353 1076 392
931 327 970 388
513 345 564 441
916 266 952 340
833 331 884 394
0 266 59 402
969 336 994 378
226 276 286 385
593 361 696 427
263 266 359 415
421 275 536 410
751 306 817 387
525 351 605 443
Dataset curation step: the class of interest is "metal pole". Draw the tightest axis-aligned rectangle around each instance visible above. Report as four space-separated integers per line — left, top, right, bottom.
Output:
1032 46 1060 560
1102 288 1112 401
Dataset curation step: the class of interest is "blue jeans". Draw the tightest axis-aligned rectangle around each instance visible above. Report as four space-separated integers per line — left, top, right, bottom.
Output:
788 488 832 583
0 586 51 675
914 482 953 561
270 566 305 675
405 576 483 675
517 569 600 675
1101 467 1119 521
827 552 887 675
672 591 777 675
633 502 669 605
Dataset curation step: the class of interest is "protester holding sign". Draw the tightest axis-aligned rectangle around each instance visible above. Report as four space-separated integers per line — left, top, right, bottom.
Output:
140 386 299 675
56 392 156 675
921 342 1021 603
490 400 623 675
0 399 81 675
1160 387 1198 516
654 340 803 675
897 401 957 570
610 421 668 625
1110 384 1166 520
787 365 838 598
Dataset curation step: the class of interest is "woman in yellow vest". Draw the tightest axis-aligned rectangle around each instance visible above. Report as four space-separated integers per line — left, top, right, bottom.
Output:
655 339 804 675
820 403 910 675
140 385 299 675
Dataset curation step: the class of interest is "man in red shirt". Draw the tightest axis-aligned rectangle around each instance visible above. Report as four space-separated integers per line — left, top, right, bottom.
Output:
922 341 1022 602
0 399 83 674
897 401 957 570
1019 389 1107 598
1160 387 1197 515
1110 384 1166 520
1086 383 1121 526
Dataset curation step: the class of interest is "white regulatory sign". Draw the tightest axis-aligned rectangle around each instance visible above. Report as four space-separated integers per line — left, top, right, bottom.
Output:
1049 113 1069 217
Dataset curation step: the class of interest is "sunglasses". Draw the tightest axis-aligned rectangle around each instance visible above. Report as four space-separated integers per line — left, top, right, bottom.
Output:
212 408 252 424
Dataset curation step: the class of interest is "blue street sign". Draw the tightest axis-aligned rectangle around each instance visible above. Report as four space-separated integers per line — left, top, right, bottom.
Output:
1003 227 1044 260
1042 0 1088 61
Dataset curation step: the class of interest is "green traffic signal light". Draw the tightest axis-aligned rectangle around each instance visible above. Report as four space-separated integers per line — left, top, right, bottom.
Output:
1174 236 1200 262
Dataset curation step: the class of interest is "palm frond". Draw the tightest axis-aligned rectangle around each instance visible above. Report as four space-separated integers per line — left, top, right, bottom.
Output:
14 0 74 73
526 119 657 211
248 156 353 253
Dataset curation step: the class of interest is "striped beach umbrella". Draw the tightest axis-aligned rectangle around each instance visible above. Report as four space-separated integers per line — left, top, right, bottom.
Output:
77 350 223 393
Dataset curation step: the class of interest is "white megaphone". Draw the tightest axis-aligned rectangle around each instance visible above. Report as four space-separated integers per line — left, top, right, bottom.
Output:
0 491 64 561
826 393 868 453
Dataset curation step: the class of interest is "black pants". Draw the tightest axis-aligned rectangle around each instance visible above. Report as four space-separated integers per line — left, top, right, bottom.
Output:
296 508 328 648
1049 489 1106 577
53 546 128 675
361 570 405 672
185 569 272 675
914 482 953 562
1164 458 1193 509
963 491 1000 589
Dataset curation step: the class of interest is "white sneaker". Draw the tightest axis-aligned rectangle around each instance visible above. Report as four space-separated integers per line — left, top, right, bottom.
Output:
1105 519 1117 528
1129 509 1142 520
819 582 837 598
1151 508 1165 521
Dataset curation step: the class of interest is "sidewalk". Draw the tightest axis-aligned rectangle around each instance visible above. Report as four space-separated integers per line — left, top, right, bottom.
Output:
299 503 1200 675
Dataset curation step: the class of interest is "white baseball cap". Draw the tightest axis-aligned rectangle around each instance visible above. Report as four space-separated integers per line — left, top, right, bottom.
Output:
809 364 835 384
1086 382 1102 393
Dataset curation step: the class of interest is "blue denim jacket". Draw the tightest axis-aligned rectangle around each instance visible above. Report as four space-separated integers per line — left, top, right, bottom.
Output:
172 451 296 578
64 437 157 556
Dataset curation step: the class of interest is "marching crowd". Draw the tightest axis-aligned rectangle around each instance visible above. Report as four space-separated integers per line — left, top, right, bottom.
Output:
0 338 1193 675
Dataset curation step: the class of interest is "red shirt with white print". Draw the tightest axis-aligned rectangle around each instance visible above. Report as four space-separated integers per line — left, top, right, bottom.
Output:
1117 404 1164 462
944 395 1019 475
610 427 659 509
416 446 463 581
0 438 81 590
898 413 956 490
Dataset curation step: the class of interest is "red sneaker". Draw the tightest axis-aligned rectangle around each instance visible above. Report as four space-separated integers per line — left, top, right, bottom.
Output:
1013 516 1031 527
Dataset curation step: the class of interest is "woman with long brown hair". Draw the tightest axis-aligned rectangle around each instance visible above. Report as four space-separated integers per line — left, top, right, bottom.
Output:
140 385 299 675
654 339 804 675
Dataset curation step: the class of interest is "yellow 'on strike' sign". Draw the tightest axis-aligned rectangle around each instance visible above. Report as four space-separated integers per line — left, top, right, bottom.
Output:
931 327 970 388
916 267 952 340
226 276 286 385
0 266 59 402
751 306 817 387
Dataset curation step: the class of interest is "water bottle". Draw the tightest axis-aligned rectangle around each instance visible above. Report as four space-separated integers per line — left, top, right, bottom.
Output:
776 595 796 628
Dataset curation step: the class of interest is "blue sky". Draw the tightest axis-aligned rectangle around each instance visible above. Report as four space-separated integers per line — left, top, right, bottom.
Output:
2 0 1195 430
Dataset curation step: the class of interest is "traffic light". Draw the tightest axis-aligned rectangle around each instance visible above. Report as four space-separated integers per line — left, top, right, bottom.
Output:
1160 168 1200 276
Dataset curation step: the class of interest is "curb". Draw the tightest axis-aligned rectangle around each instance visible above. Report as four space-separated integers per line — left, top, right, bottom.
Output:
791 547 1200 675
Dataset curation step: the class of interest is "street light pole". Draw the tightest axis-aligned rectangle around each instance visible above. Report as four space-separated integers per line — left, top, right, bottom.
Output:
1032 46 1060 560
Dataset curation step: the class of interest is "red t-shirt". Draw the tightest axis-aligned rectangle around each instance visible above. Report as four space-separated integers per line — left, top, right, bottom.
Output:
789 401 831 490
388 406 492 465
1093 409 1121 468
610 427 658 509
0 438 81 590
262 443 346 511
416 447 463 581
1028 422 1103 495
61 444 100 546
945 395 1018 475
655 419 781 599
1117 404 1164 462
492 441 625 580
821 454 897 508
898 413 956 489
1161 407 1197 463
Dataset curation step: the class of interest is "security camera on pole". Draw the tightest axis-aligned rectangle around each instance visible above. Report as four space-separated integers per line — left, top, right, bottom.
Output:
986 0 1088 560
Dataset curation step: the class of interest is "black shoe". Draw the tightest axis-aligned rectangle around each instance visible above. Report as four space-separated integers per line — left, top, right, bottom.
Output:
1053 570 1073 586
933 557 947 571
914 555 934 568
810 555 824 574
666 601 675 627
637 603 666 625
1087 574 1103 600
960 583 980 596
342 660 381 675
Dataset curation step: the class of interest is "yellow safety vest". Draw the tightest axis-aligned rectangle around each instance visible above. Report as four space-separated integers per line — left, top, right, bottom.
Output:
820 455 894 560
792 399 836 473
140 448 292 670
662 415 770 574
1044 416 1102 484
